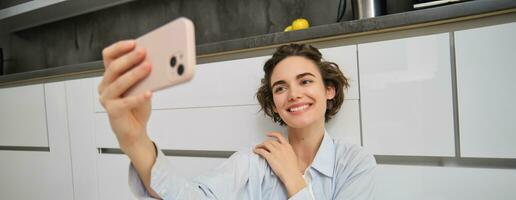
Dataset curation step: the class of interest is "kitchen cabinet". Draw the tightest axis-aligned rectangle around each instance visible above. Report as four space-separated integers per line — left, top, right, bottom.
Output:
65 78 100 200
0 84 48 147
320 45 361 145
326 100 362 145
320 45 360 100
376 164 516 200
359 33 455 156
455 22 516 159
0 82 74 199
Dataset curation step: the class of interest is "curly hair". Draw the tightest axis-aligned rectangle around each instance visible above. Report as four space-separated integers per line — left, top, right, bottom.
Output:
256 43 350 126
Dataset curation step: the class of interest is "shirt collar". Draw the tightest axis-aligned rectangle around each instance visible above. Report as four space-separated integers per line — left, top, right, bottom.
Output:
267 131 336 177
310 131 336 177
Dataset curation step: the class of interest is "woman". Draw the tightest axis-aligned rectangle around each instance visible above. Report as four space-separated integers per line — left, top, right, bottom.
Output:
98 42 376 199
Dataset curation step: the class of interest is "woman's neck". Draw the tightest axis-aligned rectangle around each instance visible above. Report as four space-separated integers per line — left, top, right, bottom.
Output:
287 119 325 172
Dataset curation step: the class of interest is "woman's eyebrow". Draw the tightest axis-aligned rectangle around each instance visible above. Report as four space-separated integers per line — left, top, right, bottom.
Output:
272 72 316 88
272 80 286 88
296 72 316 79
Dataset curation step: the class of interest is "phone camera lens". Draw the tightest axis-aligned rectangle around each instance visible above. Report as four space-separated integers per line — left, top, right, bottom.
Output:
170 56 177 68
177 64 184 75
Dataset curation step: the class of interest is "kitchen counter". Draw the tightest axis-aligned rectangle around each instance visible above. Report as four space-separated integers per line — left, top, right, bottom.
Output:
1 0 515 86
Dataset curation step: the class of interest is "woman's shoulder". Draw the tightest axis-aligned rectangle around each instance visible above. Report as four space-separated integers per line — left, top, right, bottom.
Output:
230 148 261 162
225 148 272 180
230 148 270 171
332 139 377 171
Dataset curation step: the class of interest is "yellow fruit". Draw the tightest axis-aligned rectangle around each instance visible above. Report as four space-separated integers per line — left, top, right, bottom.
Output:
284 25 293 32
292 18 309 30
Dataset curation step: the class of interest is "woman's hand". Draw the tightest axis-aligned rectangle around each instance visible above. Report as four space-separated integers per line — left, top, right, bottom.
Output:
254 132 307 197
98 40 161 198
98 40 153 153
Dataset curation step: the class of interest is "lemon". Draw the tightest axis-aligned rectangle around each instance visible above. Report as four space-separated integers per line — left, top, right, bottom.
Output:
292 18 309 30
284 25 293 32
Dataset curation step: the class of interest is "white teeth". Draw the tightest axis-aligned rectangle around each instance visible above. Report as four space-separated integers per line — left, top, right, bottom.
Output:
289 104 309 112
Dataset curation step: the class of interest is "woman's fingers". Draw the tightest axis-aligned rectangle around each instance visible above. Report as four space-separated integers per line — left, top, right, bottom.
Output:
267 132 288 144
102 40 136 67
104 91 152 117
266 140 281 149
102 61 151 99
255 140 281 153
99 48 147 94
255 143 269 152
253 148 271 159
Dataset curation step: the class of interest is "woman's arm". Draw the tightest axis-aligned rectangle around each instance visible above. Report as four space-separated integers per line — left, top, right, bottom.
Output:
124 135 160 198
128 146 255 199
98 40 160 198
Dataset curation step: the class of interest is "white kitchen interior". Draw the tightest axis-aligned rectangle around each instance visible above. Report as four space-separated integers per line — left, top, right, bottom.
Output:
1 0 515 199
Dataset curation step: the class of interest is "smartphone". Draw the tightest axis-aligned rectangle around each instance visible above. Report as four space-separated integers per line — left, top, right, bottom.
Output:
123 17 196 97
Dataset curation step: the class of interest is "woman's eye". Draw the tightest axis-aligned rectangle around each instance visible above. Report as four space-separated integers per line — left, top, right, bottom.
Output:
301 79 313 85
274 86 286 93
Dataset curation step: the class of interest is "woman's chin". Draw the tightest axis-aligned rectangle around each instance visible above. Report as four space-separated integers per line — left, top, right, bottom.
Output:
284 118 315 129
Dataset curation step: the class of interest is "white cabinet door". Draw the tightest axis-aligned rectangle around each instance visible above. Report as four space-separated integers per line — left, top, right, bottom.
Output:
0 82 74 199
320 45 360 100
455 22 516 159
326 100 362 145
359 33 455 156
0 84 48 147
320 45 361 145
65 78 100 200
376 164 516 200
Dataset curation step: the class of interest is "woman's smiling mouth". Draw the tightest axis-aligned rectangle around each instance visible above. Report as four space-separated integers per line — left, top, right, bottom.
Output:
287 103 312 113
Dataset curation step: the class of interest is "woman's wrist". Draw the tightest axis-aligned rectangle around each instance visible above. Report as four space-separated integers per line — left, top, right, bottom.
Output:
282 172 307 197
120 132 159 198
120 132 154 157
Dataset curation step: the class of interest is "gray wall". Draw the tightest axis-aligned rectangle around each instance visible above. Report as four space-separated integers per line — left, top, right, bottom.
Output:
6 0 353 74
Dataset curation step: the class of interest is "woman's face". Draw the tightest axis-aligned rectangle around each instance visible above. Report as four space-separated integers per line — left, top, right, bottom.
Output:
270 56 335 128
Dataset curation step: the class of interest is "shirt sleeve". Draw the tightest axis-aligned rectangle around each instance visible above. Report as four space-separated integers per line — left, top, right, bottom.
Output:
287 171 316 200
333 148 377 200
288 187 314 200
128 142 252 200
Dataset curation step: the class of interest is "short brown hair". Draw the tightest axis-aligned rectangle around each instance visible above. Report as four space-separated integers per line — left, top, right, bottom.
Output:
256 43 350 126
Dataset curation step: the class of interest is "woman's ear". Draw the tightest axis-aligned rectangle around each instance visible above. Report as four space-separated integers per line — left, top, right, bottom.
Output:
326 85 336 100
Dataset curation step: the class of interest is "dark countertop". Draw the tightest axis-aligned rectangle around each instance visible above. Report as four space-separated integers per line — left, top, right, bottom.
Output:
1 0 516 86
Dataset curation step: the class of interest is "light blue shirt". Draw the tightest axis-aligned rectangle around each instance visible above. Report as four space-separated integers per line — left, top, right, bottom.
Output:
129 132 377 199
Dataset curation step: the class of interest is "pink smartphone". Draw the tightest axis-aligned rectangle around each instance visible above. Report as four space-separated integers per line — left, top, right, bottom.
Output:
124 17 196 97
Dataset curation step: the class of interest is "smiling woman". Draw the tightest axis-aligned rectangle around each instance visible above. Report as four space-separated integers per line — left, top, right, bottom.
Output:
98 40 376 199
252 44 375 199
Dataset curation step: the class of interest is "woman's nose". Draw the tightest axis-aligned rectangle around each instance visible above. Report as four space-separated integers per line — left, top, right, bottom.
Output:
287 86 302 101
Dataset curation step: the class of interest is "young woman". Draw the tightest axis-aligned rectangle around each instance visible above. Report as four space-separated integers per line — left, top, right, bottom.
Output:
98 42 376 199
